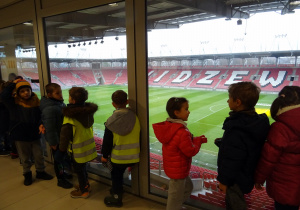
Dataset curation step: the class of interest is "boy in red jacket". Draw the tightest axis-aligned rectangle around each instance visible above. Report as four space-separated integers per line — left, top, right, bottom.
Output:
152 97 207 210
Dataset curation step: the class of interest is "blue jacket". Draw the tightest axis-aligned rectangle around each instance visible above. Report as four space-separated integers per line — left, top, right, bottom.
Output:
40 96 65 146
217 110 270 194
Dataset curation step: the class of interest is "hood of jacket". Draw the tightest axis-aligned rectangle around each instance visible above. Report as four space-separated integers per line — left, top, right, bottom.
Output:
40 96 65 111
62 102 98 128
223 110 270 142
106 108 136 135
276 105 300 141
152 119 187 144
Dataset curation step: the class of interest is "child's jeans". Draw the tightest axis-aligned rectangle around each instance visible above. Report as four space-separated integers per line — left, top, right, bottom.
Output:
15 139 45 174
275 201 299 210
72 158 88 192
51 147 66 179
166 176 193 210
225 184 247 210
111 163 134 196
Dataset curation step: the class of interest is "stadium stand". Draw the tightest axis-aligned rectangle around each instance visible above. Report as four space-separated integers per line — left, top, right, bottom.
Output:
114 69 128 84
164 69 201 87
19 65 300 94
100 68 123 84
71 69 97 85
51 70 85 86
215 68 259 90
254 68 293 92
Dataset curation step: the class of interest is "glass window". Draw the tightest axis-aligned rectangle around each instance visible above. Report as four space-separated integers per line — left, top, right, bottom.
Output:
147 1 300 208
44 2 130 185
0 22 40 92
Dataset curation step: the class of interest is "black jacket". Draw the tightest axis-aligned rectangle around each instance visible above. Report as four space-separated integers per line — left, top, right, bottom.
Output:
0 83 41 142
217 110 270 194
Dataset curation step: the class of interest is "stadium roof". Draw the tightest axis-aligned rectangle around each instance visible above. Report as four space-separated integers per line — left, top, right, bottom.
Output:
0 0 300 51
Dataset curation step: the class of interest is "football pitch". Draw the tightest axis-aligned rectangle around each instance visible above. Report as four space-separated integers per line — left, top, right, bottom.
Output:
47 85 276 170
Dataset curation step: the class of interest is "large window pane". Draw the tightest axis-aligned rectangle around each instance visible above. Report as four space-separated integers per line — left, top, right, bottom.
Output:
0 22 40 92
44 2 131 184
147 1 300 209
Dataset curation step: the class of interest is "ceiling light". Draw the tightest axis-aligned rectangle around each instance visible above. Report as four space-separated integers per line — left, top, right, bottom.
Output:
290 0 300 5
23 22 33 26
78 43 81 46
88 41 91 45
95 40 98 44
237 19 242 25
83 42 86 46
68 45 71 48
73 44 76 47
109 3 118 7
115 36 119 41
101 40 104 44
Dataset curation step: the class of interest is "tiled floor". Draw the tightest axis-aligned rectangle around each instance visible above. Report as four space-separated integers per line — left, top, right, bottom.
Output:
0 155 165 210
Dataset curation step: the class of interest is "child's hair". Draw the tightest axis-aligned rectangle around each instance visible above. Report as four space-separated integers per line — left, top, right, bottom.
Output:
270 86 300 119
166 97 188 119
45 83 61 94
69 87 88 104
8 73 17 81
228 82 260 110
112 90 127 106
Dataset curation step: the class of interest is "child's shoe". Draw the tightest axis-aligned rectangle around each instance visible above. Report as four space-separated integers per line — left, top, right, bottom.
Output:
36 171 54 180
104 194 123 207
74 183 92 192
57 179 73 189
70 189 89 198
23 171 32 186
63 171 73 179
10 152 19 159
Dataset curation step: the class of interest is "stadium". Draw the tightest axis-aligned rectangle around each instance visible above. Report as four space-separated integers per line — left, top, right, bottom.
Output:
1 0 300 209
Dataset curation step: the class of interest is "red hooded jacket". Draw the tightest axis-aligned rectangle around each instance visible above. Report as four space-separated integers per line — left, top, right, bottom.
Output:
255 106 300 206
152 120 206 179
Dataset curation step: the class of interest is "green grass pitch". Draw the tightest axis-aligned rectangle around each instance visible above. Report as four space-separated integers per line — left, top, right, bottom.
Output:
36 85 276 170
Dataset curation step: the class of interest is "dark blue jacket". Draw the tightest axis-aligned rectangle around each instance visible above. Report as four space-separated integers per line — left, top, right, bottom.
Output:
217 110 270 194
40 96 65 146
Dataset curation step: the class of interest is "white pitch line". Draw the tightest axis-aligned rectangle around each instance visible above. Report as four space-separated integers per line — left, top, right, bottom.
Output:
193 105 228 123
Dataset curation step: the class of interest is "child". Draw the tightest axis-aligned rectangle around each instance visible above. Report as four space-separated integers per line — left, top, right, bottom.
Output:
152 97 207 210
40 83 73 189
216 81 270 210
101 90 140 208
0 80 10 156
58 87 98 198
255 86 300 210
0 79 53 185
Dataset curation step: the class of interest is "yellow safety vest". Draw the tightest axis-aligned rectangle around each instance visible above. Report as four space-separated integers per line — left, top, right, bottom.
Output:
111 116 140 164
63 117 97 163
